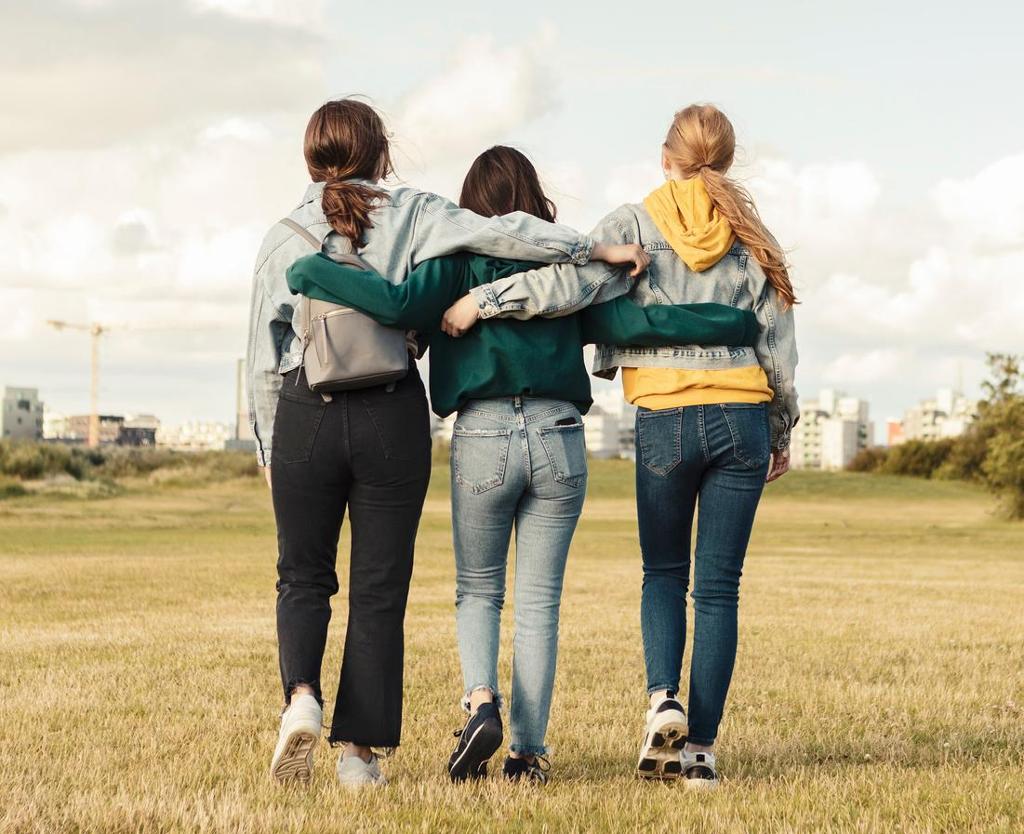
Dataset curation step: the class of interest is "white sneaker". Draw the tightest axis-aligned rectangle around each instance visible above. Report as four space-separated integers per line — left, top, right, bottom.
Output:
636 693 688 780
337 752 387 788
270 693 322 784
680 749 719 789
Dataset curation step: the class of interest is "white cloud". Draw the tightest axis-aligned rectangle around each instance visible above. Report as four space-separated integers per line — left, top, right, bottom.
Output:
394 28 557 177
0 1 325 152
932 153 1024 250
189 0 325 30
822 349 909 386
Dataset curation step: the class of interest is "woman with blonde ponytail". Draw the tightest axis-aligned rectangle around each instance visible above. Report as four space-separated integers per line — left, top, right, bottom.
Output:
442 103 799 788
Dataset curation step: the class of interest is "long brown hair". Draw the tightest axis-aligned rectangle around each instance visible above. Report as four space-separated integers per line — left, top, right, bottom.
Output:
663 104 797 307
303 99 393 245
459 146 557 222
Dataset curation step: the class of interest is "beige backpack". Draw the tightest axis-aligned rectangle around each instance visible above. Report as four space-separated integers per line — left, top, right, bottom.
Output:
281 218 410 397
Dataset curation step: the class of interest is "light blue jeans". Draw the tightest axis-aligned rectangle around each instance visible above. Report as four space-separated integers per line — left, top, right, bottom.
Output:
450 397 587 757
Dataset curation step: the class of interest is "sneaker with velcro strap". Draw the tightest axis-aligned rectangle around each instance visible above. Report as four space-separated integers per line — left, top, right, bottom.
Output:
502 754 550 784
680 748 719 788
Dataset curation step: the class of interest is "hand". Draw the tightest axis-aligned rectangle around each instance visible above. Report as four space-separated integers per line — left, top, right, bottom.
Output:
441 294 481 338
766 447 790 483
263 466 272 489
592 242 650 278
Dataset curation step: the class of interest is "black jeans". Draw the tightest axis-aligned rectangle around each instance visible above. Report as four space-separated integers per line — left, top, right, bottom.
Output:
271 365 431 747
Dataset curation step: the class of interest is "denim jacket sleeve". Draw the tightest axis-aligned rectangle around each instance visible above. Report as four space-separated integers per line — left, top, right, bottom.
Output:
245 232 306 466
465 205 636 319
413 193 594 266
753 282 800 451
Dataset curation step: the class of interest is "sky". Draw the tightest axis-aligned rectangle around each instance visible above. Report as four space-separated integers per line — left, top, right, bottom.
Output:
2 0 1023 436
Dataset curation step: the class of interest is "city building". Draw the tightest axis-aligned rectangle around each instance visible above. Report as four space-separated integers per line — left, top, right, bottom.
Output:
118 414 160 447
157 421 232 452
790 388 873 471
226 358 257 452
432 413 457 444
582 405 619 459
2 387 44 441
896 388 977 443
43 412 70 441
591 388 637 460
67 414 124 445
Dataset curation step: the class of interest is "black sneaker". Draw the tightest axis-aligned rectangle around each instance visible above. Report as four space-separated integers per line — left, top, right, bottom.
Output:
502 755 550 785
447 703 503 782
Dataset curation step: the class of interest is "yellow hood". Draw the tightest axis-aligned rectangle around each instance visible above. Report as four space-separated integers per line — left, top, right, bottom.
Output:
643 178 734 272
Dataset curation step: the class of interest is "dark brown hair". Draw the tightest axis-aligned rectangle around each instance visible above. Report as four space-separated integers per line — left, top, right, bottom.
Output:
304 99 393 245
459 146 556 222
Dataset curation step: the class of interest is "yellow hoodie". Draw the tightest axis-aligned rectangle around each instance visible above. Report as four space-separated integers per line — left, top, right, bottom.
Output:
621 178 772 410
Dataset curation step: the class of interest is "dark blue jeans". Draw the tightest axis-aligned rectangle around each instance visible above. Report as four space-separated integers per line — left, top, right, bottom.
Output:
635 402 770 745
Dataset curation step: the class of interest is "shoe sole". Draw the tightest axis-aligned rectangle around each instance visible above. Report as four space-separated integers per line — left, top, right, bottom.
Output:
636 713 688 781
271 730 319 784
448 718 503 782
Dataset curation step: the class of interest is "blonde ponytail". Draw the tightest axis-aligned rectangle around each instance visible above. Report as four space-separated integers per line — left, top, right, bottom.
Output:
664 104 797 308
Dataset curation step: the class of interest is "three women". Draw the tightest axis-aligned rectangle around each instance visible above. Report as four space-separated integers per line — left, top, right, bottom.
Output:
286 144 758 783
246 97 798 789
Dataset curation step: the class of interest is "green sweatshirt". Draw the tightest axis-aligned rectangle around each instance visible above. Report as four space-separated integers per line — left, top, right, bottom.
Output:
286 253 759 417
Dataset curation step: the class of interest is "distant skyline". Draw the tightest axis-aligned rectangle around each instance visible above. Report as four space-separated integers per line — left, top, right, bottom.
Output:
2 0 1023 439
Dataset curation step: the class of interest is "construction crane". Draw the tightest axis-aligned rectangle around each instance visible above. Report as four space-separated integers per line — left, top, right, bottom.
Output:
46 320 110 448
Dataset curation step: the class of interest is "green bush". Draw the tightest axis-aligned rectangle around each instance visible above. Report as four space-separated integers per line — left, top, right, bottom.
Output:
847 446 889 473
850 354 1024 519
0 440 260 488
879 438 956 479
0 475 28 499
0 440 91 480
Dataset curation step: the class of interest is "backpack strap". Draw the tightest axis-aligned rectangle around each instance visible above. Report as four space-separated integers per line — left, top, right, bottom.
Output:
279 217 322 249
280 216 375 273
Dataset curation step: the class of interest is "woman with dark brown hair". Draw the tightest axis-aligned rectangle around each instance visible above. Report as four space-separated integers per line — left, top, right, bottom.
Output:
246 99 650 788
285 145 759 784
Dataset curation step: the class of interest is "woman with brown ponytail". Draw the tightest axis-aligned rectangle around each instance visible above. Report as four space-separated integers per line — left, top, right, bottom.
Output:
245 98 648 788
442 104 799 787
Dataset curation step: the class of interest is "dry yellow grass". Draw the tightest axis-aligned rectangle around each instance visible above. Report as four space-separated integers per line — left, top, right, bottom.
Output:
1 464 1022 833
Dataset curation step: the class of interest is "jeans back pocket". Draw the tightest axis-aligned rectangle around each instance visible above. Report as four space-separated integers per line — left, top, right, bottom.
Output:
272 395 326 465
538 422 588 488
637 409 682 476
720 403 771 470
452 427 513 494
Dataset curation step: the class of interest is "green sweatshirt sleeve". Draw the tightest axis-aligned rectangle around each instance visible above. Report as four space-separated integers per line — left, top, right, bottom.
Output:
579 299 760 348
286 253 464 332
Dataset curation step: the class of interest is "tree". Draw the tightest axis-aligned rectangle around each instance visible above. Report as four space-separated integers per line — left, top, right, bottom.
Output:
976 353 1024 519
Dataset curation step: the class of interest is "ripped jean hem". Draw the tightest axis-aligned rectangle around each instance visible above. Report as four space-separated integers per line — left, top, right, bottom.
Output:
460 684 504 713
282 678 324 711
509 742 549 757
646 682 681 698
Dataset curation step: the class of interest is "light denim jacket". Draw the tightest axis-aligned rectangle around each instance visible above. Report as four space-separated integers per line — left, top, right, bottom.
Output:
467 203 799 450
245 181 595 465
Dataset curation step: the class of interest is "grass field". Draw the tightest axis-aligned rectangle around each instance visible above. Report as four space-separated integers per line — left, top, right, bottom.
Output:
1 463 1022 833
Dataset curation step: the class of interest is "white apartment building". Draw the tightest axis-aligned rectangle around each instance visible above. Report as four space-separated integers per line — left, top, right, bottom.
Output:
3 387 44 441
157 421 232 451
898 388 977 443
791 388 873 471
582 405 620 459
432 413 457 444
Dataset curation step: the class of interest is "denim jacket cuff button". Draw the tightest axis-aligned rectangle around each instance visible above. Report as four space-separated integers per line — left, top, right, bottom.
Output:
470 285 500 319
571 236 595 266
